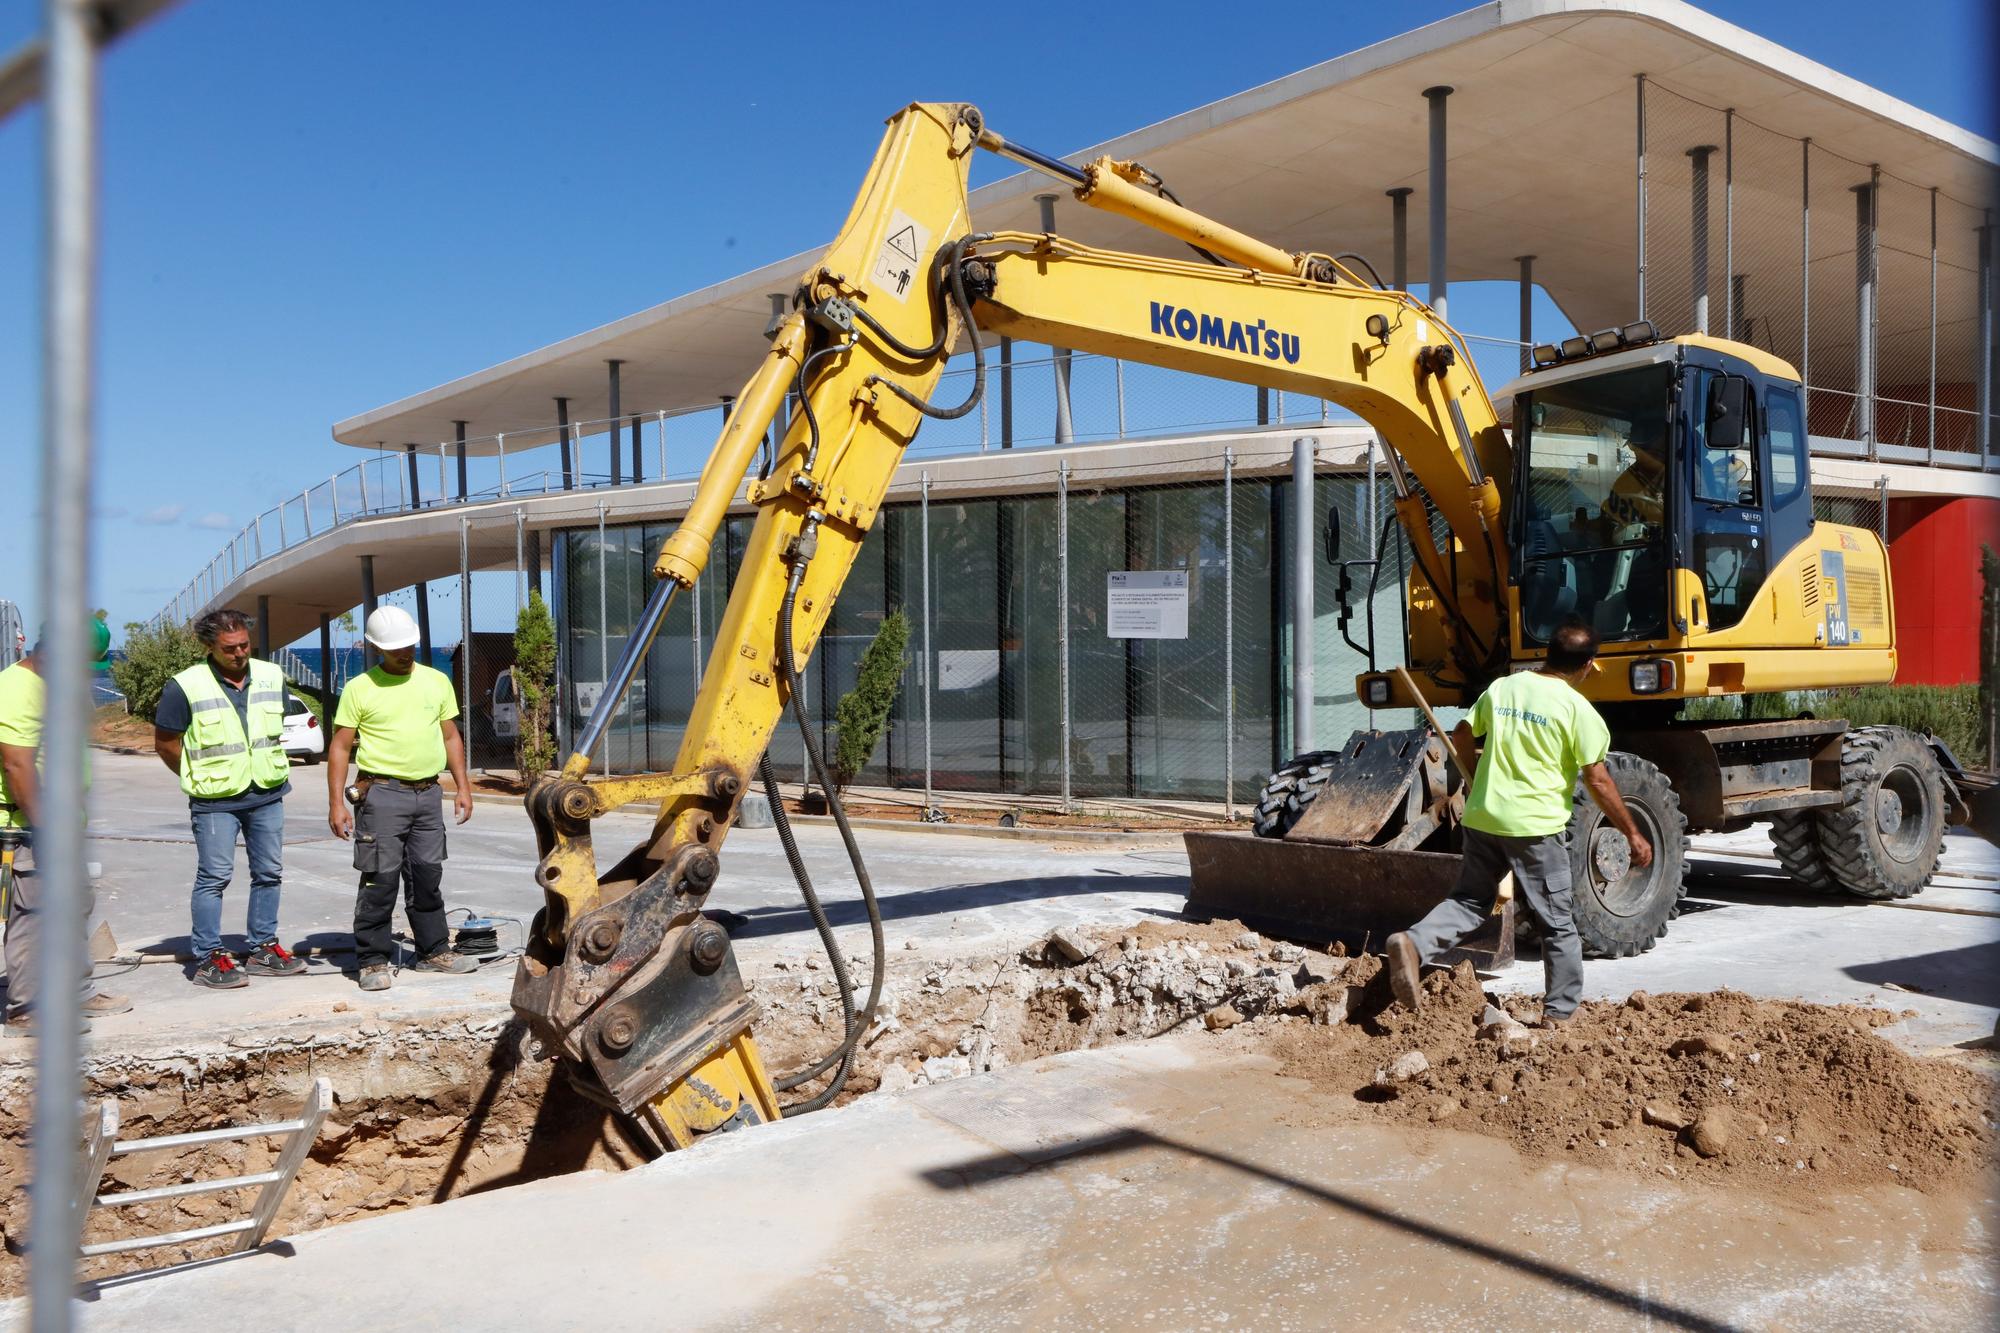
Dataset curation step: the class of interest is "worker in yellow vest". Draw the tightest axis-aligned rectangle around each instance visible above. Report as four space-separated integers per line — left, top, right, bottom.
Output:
327 606 477 992
152 609 307 988
2 626 131 1036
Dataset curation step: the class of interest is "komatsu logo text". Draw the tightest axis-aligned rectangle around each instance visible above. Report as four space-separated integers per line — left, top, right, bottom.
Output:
1149 302 1302 364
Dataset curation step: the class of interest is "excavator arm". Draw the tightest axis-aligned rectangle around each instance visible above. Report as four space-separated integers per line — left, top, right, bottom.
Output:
509 103 1516 1151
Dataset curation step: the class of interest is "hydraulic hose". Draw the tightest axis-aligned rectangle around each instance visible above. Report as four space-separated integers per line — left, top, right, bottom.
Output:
761 748 859 1092
768 558 890 1116
863 235 989 421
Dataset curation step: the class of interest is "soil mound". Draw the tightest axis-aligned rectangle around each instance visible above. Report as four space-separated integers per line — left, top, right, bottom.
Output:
1264 961 1996 1198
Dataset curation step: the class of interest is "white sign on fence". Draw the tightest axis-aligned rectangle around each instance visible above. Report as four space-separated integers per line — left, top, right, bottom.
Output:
1106 570 1189 639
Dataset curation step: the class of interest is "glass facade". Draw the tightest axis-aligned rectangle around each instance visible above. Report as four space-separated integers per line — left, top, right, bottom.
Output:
556 468 1416 803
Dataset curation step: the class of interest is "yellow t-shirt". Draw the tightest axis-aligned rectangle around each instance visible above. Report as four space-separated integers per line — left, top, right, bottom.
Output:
333 664 459 781
1463 671 1610 839
0 662 44 828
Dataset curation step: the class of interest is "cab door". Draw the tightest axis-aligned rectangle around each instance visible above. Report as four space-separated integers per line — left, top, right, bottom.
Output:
1684 367 1768 632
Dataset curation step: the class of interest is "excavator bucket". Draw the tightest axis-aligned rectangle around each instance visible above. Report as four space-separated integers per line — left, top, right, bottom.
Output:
1183 728 1515 967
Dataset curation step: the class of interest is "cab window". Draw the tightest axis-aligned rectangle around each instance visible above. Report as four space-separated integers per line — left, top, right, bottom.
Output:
1691 369 1758 506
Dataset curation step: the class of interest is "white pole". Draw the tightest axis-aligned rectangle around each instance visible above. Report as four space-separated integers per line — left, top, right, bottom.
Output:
921 471 934 812
1058 459 1072 813
1223 445 1235 819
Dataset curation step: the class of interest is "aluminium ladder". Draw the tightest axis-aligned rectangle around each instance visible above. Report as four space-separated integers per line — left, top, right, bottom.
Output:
75 1076 333 1261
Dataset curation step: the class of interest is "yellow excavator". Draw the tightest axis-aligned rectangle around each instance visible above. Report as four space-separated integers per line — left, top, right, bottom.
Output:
509 103 1962 1154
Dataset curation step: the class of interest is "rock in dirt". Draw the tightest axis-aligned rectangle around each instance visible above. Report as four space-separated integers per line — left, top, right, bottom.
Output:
1687 1105 1733 1158
1429 1098 1461 1122
922 1055 973 1084
1293 955 1345 988
1043 927 1100 966
1668 1032 1737 1060
875 1063 916 1095
1267 942 1305 964
1643 1102 1691 1132
1235 932 1262 950
1387 1050 1430 1082
1625 990 1649 1012
1203 1004 1245 1032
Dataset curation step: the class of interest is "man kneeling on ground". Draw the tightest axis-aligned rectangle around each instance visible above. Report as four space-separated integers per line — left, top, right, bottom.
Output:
326 607 476 992
1385 621 1652 1025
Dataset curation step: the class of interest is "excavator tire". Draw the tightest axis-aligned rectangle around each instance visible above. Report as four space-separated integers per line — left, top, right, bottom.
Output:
1567 752 1688 958
1814 726 1946 900
1768 810 1837 893
1251 750 1341 839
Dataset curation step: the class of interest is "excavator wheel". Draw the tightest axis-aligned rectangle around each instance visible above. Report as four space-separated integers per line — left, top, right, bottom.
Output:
1768 810 1837 893
1567 752 1688 958
1251 750 1341 839
1813 726 1946 900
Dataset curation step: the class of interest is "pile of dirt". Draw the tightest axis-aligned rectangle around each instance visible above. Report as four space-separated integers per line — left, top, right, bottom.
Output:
1259 960 1997 1198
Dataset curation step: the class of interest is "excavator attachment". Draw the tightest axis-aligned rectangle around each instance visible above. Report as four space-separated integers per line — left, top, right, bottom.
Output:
1184 728 1516 967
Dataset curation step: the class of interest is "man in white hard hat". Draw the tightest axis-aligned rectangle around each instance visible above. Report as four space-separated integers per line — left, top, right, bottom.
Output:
327 606 476 991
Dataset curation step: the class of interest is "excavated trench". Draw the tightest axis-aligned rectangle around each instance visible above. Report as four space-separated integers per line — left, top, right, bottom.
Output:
0 919 1316 1293
8 917 1990 1296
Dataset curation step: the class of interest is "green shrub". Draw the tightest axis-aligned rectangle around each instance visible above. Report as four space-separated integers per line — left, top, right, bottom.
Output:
832 608 910 791
514 591 558 780
1682 684 1987 769
110 620 205 722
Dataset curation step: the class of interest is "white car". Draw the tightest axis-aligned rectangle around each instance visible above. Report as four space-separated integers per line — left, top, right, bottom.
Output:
280 692 324 764
491 668 519 742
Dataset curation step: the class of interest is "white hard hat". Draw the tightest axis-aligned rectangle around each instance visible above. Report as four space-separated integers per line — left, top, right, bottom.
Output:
363 605 421 650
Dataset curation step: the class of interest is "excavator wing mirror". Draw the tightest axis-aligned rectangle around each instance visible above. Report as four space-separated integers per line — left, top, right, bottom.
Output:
1706 374 1749 452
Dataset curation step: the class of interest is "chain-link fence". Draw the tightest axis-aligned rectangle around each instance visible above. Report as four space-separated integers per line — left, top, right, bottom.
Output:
1641 78 1994 465
536 434 1434 814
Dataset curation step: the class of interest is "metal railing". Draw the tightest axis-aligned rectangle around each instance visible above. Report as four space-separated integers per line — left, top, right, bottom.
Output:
151 329 1999 629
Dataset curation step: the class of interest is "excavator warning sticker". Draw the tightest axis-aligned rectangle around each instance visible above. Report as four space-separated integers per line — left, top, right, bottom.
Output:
873 211 930 302
1820 549 1851 646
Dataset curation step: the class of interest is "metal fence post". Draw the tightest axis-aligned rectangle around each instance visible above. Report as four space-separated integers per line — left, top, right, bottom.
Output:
1635 73 1648 320
1058 459 1072 813
1723 108 1734 338
459 515 472 721
1291 436 1316 755
1878 475 1890 549
597 500 610 768
1223 445 1235 819
1929 187 1939 462
1115 359 1127 438
920 470 934 811
326 475 340 526
657 410 668 479
1801 140 1812 425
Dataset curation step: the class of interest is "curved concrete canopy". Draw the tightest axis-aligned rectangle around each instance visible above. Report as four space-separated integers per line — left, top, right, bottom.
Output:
332 0 1999 457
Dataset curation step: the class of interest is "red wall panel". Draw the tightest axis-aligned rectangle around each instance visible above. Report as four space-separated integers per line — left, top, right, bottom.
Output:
1886 495 2000 685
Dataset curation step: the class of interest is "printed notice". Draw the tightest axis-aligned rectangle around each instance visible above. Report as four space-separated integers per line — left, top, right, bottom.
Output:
872 210 931 302
1107 570 1190 639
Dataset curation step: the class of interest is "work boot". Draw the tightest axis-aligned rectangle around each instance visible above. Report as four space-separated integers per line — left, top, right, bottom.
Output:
81 992 132 1017
1385 932 1423 1012
193 949 248 990
356 964 392 992
2 1010 91 1039
408 949 477 975
244 940 307 977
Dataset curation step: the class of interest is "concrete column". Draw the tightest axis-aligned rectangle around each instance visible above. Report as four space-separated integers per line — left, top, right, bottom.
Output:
1854 178 1878 448
318 612 334 711
1688 146 1716 335
1517 255 1535 372
527 529 544 604
404 442 422 511
1000 336 1014 449
556 397 574 490
453 420 469 500
255 594 270 657
1291 436 1316 755
629 415 642 484
1979 216 1993 463
1387 187 1413 291
1037 194 1075 444
1732 275 1749 341
414 581 433 666
606 360 623 485
1424 86 1452 320
360 555 378 669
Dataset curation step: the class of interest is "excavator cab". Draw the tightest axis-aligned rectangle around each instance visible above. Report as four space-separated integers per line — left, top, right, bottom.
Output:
1499 326 1854 702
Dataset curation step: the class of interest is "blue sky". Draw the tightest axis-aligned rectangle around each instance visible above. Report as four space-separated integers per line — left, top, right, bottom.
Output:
1 0 1991 639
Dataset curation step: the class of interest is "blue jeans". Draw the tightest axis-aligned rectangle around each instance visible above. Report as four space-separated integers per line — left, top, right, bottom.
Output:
189 800 285 957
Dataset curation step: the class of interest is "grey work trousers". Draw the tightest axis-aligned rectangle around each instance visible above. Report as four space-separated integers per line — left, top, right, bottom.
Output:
1405 824 1583 1019
2 837 98 1019
350 780 449 969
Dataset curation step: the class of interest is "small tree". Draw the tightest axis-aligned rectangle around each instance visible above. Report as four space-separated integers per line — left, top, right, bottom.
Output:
111 620 205 722
832 608 910 792
514 590 558 781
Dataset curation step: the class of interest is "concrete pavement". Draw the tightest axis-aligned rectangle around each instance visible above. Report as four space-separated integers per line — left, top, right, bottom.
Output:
56 1031 1996 1330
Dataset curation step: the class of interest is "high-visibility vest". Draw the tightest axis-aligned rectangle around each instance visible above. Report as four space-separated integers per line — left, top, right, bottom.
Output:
173 659 289 798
